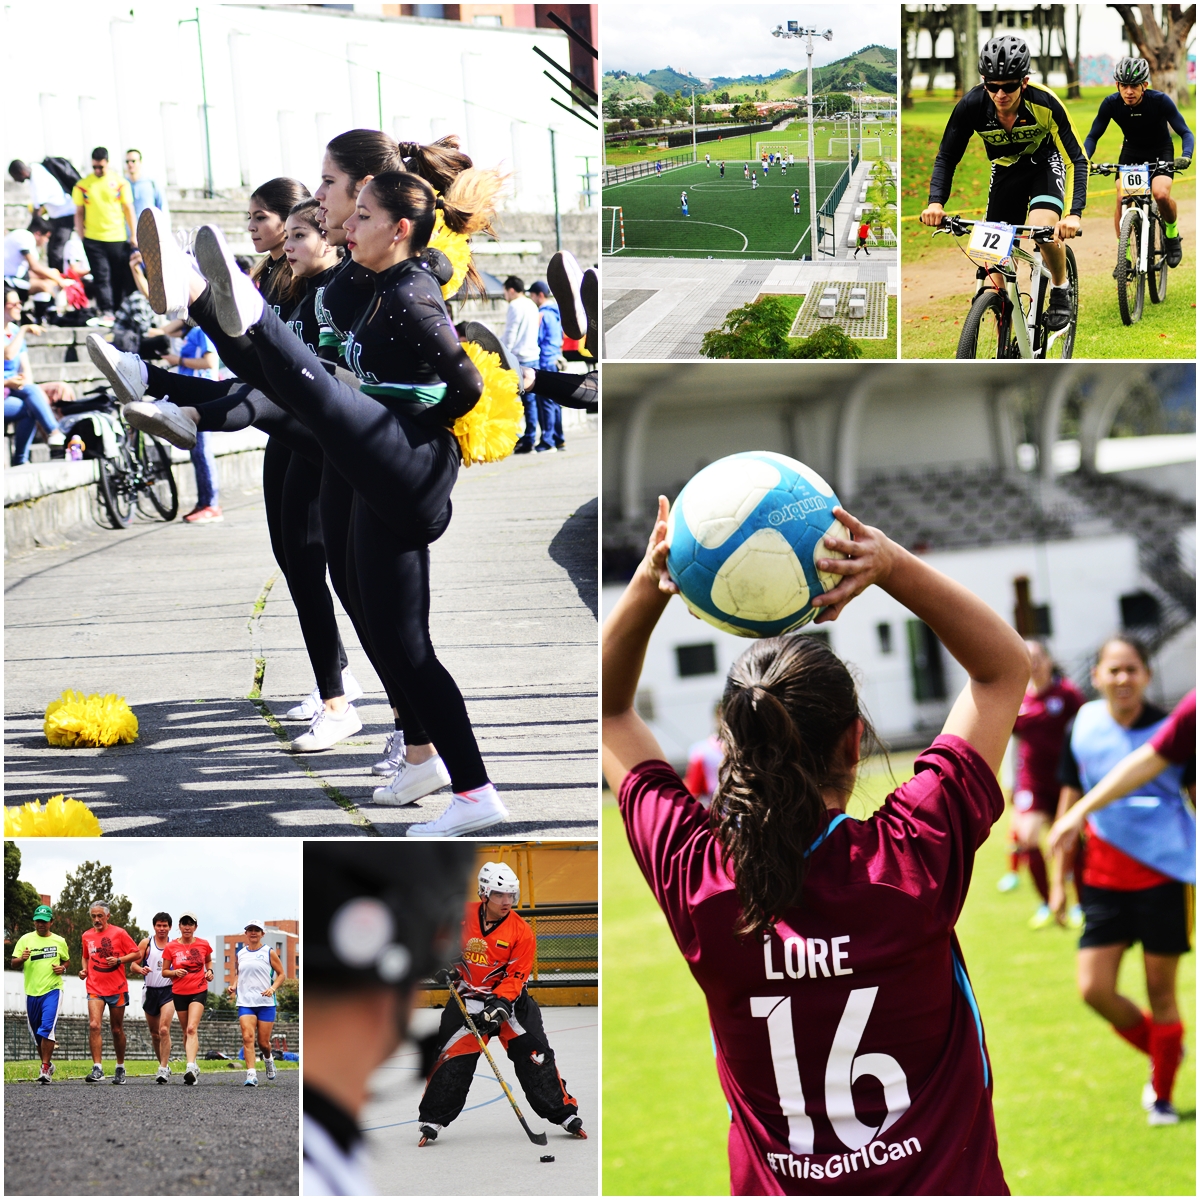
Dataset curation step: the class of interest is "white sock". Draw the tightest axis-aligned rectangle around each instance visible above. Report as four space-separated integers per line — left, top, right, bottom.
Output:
1052 281 1070 291
456 782 498 805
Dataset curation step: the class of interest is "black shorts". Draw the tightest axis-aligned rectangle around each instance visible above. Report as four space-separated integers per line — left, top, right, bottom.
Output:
1078 880 1193 954
173 991 208 1012
142 983 175 1016
986 140 1066 224
1119 146 1175 182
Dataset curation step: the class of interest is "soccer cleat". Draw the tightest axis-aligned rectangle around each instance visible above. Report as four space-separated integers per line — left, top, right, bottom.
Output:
417 1123 441 1147
87 335 147 406
264 1055 277 1081
291 704 363 752
1028 904 1054 930
1164 235 1183 268
122 399 197 450
138 206 191 316
85 1064 104 1082
407 787 509 837
1067 904 1084 929
546 251 586 340
564 1116 587 1138
156 1065 170 1084
372 731 407 776
1043 287 1072 331
194 224 264 337
286 670 363 722
244 1071 258 1087
1148 1099 1180 1125
113 1065 127 1085
996 871 1020 893
372 755 452 806
184 1062 199 1085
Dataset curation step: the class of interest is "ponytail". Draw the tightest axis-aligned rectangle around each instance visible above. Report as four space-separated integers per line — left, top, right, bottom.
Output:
366 167 503 253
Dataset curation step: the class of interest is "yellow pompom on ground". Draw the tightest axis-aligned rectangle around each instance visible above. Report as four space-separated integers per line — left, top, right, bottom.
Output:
454 342 524 465
429 213 472 299
44 690 139 748
4 795 103 837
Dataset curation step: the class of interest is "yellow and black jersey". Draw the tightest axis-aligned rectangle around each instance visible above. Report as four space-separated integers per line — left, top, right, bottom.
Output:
455 901 534 1005
929 82 1089 216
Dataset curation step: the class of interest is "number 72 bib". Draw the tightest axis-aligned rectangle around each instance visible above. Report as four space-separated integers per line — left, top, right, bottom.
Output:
967 220 1016 265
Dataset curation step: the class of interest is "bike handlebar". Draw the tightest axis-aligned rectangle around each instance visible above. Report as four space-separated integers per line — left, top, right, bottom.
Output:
1090 159 1185 175
935 216 1081 243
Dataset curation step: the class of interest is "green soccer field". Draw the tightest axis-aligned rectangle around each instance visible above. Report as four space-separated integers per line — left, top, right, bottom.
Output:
603 756 1196 1196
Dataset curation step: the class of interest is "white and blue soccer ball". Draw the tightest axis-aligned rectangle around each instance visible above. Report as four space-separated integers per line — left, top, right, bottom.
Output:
666 452 848 638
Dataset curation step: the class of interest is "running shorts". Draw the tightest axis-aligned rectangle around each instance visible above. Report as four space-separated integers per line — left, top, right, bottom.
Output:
1078 880 1193 954
238 1004 277 1021
173 991 208 1011
142 983 174 1016
26 990 62 1040
1119 144 1175 182
88 990 129 1008
985 140 1066 224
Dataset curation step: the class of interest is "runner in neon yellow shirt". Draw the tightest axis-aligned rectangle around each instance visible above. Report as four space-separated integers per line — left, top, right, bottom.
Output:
11 905 70 1084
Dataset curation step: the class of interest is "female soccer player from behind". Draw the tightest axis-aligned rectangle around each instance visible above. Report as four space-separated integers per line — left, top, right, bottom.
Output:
1046 643 1194 1127
602 498 1030 1195
228 921 286 1087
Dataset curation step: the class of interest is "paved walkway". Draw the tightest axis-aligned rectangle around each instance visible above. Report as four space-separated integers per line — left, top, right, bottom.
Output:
4 427 598 837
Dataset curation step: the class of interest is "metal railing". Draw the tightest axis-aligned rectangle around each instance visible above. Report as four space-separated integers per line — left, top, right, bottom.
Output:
603 152 696 186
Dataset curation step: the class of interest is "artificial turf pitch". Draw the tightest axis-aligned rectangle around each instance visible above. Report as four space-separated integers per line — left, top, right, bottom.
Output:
603 754 1196 1196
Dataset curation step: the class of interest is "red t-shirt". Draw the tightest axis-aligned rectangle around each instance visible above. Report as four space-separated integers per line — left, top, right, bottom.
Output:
619 735 1008 1196
81 924 138 996
163 937 213 996
1150 690 1196 766
858 223 870 239
1012 677 1085 812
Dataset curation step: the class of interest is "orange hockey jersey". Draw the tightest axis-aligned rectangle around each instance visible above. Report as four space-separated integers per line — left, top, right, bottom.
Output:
456 901 534 1004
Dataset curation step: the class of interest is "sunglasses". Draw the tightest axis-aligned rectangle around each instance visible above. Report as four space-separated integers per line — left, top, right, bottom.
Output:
983 80 1022 94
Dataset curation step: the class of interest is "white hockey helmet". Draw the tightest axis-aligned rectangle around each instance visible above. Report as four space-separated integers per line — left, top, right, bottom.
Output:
478 861 520 906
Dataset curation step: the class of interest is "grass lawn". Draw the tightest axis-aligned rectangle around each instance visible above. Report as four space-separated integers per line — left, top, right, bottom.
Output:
603 753 1195 1196
900 88 1196 359
4 1058 298 1082
605 123 897 168
759 293 898 359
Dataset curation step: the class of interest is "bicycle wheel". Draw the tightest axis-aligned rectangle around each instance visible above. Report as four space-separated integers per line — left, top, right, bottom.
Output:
97 450 134 529
1042 246 1078 360
1147 210 1168 304
1116 206 1144 325
135 434 179 521
955 289 1014 359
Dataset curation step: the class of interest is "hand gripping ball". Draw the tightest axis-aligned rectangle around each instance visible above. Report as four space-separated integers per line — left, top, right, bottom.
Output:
666 452 848 638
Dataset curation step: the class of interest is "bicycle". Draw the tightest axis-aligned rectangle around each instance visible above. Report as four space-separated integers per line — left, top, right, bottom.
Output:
58 390 179 529
1090 159 1181 325
934 215 1080 360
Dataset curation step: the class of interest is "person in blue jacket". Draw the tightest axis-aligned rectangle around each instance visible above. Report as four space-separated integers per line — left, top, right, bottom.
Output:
529 280 564 452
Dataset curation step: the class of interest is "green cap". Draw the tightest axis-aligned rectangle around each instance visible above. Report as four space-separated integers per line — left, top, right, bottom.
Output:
33 905 53 922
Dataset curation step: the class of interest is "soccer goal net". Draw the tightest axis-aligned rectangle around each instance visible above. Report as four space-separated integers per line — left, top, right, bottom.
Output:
754 141 804 163
602 206 625 256
828 137 883 157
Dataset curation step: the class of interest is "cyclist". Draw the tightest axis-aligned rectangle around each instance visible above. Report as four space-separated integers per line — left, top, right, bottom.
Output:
920 35 1088 331
1083 56 1193 266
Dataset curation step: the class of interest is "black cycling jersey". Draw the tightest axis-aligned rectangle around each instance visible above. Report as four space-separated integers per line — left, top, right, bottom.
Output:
1083 90 1195 162
285 263 340 355
929 82 1089 216
342 257 482 428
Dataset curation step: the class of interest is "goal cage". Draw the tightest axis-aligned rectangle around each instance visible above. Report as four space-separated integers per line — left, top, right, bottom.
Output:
602 206 625 255
828 136 884 158
754 141 804 163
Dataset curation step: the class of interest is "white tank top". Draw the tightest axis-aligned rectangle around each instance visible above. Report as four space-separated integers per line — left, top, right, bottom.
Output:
144 938 169 988
237 945 274 1007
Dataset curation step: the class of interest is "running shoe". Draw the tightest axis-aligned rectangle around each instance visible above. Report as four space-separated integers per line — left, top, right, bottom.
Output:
547 251 586 340
996 871 1020 893
1148 1099 1180 1125
184 505 224 524
291 704 363 752
37 1065 52 1084
86 334 147 406
113 1065 127 1085
1164 235 1183 267
194 224 264 337
564 1116 587 1138
264 1056 277 1082
1028 903 1054 930
459 320 520 376
1043 287 1072 331
155 1065 170 1084
372 731 407 776
138 206 191 315
244 1071 258 1087
184 1062 199 1085
407 787 509 837
85 1064 104 1082
122 399 197 450
417 1123 442 1147
286 670 364 722
372 755 451 806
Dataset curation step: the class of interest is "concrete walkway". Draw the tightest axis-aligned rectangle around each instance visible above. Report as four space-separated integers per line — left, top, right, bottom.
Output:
4 426 598 837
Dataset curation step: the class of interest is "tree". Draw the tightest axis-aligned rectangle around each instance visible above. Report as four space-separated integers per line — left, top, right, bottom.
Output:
275 977 299 1015
638 116 657 130
1111 4 1196 104
791 325 863 360
733 101 759 121
701 296 794 359
4 842 42 962
653 90 670 114
824 92 854 114
619 117 635 132
56 859 146 983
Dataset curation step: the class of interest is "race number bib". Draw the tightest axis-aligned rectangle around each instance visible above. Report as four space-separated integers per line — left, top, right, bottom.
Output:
967 220 1015 265
1120 165 1150 196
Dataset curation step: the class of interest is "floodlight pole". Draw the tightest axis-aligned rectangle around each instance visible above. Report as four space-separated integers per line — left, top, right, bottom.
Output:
691 85 697 164
179 8 214 198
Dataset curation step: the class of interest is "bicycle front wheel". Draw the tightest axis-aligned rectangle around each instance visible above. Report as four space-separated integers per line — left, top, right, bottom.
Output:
97 450 134 529
1116 206 1144 325
956 289 1014 359
135 434 179 521
1148 211 1168 304
1042 245 1078 360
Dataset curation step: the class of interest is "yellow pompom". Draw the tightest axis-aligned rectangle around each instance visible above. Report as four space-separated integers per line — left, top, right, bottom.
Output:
44 690 139 748
454 342 524 465
429 212 472 299
4 795 103 837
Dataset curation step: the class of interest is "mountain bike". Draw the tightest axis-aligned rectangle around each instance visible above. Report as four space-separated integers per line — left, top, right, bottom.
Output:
1090 160 1181 325
935 216 1079 360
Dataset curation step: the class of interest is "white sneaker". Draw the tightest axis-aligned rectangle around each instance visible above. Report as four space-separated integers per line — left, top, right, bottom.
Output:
138 206 191 315
244 1070 258 1087
407 786 509 837
372 730 407 776
194 224 264 336
1148 1099 1180 1125
372 755 451 806
286 669 362 721
184 1062 199 1085
87 334 147 406
122 400 197 450
155 1065 170 1084
264 1056 277 1081
291 705 363 752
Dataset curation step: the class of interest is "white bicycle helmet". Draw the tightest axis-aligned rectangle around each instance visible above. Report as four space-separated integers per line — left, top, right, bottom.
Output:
478 861 520 906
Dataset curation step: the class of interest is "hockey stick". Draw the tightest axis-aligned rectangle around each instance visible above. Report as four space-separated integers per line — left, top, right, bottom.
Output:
446 984 548 1146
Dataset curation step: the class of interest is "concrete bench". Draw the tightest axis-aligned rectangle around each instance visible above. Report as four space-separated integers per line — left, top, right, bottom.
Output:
848 288 867 319
817 288 839 319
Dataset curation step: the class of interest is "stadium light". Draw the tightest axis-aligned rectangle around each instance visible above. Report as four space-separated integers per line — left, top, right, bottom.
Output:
769 23 833 257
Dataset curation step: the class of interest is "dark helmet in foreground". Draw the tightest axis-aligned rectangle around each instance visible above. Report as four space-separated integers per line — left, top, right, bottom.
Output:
979 35 1030 81
1114 56 1150 86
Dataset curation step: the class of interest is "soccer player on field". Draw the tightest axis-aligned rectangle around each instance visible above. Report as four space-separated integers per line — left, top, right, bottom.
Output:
603 497 1028 1194
681 190 689 217
12 904 69 1084
792 189 802 214
228 920 286 1087
1048 648 1194 1127
79 900 141 1084
1083 56 1193 264
130 911 178 1083
417 861 587 1146
162 910 215 1085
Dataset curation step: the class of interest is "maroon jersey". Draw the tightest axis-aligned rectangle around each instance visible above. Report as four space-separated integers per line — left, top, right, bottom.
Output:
619 735 1008 1196
1151 690 1196 766
1012 677 1084 813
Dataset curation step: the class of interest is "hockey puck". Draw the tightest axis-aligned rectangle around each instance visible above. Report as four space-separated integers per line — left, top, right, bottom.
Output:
540 1155 555 1163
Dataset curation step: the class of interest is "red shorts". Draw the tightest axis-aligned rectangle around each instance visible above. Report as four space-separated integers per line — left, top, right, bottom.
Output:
88 991 129 1008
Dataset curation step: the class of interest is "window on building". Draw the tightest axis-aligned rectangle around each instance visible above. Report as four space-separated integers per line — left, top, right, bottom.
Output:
473 13 502 25
907 619 947 702
675 642 717 677
876 622 892 655
1120 590 1160 628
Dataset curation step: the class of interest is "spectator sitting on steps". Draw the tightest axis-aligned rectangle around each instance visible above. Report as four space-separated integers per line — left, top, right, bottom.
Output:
8 158 79 272
4 289 63 464
4 216 69 321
